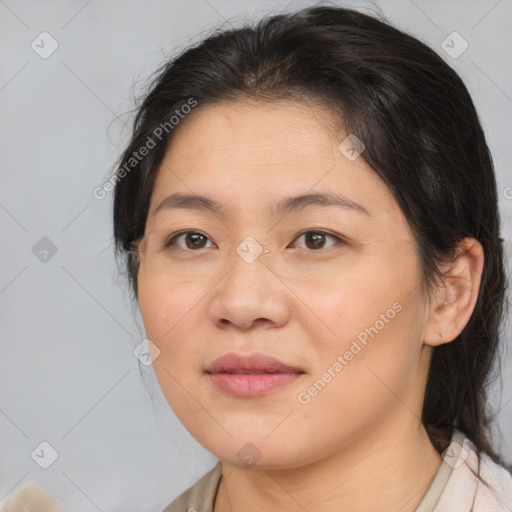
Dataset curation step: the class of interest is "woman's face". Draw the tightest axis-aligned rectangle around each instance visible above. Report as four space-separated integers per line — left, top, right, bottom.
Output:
137 100 434 469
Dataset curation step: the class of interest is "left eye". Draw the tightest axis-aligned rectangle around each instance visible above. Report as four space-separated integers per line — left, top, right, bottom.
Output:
290 231 342 250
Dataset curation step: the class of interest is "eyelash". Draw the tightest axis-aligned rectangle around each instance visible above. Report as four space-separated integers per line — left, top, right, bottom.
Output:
164 230 345 251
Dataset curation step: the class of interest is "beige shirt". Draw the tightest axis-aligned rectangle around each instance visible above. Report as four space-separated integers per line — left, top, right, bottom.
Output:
162 429 512 512
0 481 61 512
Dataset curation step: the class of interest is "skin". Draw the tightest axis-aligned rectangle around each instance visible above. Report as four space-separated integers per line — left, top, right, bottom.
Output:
137 100 484 511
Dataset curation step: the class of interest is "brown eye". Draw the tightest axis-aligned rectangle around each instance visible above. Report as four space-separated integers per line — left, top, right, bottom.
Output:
166 231 213 250
292 231 342 250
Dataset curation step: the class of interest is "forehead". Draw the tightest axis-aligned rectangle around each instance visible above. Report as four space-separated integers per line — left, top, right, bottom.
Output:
147 100 402 229
167 99 339 166
155 100 372 185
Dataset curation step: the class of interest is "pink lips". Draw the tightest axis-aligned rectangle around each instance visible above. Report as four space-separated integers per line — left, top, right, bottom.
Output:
205 352 304 396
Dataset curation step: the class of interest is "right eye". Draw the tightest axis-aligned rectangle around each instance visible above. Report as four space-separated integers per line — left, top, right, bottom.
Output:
165 231 216 251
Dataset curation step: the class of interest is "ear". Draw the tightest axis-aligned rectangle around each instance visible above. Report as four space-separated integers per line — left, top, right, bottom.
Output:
423 238 484 347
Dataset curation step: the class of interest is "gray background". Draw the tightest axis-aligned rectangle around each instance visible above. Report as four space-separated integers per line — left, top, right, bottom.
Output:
1 0 511 510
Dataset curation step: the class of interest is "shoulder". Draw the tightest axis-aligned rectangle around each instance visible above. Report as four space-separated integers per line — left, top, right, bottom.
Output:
435 430 512 511
474 449 512 510
161 462 222 512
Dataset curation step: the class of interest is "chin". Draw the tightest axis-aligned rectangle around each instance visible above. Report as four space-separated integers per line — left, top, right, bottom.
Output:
194 430 317 471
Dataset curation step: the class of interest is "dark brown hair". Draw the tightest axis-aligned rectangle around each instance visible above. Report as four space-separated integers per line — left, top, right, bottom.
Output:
112 6 509 466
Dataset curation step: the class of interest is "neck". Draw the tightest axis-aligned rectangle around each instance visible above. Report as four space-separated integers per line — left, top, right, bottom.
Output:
213 418 443 512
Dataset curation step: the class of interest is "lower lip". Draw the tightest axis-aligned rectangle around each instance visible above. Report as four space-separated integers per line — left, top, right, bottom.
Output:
208 372 302 396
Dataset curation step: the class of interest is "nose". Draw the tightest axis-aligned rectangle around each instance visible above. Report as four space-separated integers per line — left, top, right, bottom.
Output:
207 247 291 331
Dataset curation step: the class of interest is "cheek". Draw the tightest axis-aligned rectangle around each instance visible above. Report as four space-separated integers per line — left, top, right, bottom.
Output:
308 262 412 338
304 242 426 380
138 273 199 338
138 276 203 419
294 295 424 445
137 275 204 380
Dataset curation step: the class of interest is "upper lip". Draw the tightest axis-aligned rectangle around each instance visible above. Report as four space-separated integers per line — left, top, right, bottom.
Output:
205 352 304 374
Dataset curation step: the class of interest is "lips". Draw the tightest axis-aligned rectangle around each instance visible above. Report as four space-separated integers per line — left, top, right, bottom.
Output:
205 352 305 396
205 352 304 375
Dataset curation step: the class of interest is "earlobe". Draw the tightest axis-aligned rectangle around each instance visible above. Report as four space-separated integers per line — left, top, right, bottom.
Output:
423 238 484 347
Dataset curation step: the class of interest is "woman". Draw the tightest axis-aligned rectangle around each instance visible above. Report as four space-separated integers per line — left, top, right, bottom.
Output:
112 6 512 511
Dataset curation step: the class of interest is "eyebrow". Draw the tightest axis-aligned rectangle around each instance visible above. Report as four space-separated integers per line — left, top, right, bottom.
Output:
152 191 370 218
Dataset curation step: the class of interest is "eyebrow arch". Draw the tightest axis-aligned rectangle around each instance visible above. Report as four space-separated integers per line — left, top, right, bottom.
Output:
152 191 370 218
